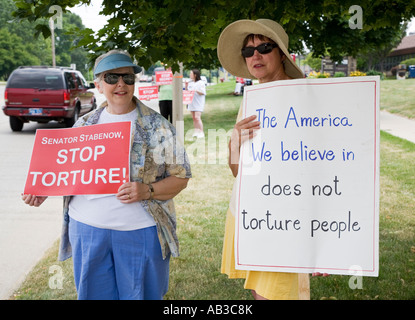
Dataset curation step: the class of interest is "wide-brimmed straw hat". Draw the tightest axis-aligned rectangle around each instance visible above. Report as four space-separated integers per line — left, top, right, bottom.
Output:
217 19 304 79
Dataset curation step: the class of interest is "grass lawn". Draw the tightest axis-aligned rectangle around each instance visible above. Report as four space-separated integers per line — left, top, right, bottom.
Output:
380 78 415 119
310 131 415 300
11 80 415 300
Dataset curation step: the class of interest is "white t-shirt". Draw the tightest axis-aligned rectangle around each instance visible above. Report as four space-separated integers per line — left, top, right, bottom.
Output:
187 80 206 112
68 107 156 231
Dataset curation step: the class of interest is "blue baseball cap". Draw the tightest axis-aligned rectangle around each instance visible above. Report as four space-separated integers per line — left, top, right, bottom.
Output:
94 53 142 77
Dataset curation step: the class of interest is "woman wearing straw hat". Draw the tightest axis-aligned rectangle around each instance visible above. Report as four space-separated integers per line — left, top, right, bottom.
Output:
217 19 305 300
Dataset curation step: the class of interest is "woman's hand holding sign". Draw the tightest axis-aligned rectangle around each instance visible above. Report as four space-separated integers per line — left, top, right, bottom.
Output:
117 181 152 203
21 194 48 207
234 115 261 145
229 115 261 177
116 176 188 204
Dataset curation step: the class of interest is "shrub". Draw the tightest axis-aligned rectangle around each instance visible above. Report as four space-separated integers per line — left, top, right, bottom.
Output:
350 70 367 77
400 58 415 68
366 70 384 80
308 71 330 78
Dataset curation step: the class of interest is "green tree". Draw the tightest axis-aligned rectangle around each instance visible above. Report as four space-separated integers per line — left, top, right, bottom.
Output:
357 23 407 72
0 28 41 79
0 0 51 78
55 12 89 75
302 52 323 72
0 0 89 79
11 0 415 72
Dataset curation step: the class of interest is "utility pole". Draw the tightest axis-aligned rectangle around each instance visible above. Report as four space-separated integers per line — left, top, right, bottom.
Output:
172 62 184 144
49 18 56 67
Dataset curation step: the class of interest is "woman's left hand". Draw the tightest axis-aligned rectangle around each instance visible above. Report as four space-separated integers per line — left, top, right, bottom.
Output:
116 182 149 203
312 272 330 277
116 177 188 203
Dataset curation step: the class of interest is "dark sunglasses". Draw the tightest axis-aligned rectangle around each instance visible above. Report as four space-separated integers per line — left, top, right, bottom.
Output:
241 43 278 58
104 73 136 85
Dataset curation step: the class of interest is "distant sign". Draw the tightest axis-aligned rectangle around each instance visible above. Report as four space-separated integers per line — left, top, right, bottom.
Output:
321 58 348 76
156 71 173 85
24 122 131 196
183 90 195 104
138 85 158 100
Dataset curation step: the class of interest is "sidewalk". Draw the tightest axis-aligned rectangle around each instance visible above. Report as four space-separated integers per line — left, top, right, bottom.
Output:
380 110 415 144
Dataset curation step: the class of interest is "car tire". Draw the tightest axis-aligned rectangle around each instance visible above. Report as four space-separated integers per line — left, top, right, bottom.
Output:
10 116 24 132
65 105 80 127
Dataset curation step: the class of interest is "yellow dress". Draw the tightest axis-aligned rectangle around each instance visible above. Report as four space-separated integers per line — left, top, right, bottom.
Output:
221 105 299 300
221 208 299 300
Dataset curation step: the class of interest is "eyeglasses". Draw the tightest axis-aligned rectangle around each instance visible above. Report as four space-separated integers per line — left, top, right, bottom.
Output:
241 43 278 58
104 73 135 85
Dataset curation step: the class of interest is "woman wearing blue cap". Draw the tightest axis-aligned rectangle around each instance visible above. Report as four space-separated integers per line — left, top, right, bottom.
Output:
22 50 192 300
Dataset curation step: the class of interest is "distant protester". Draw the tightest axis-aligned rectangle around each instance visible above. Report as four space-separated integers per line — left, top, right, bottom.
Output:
158 67 173 123
186 69 206 138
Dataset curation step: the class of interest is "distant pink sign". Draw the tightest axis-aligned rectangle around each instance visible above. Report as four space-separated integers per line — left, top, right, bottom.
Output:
183 90 195 104
155 71 173 85
138 86 158 100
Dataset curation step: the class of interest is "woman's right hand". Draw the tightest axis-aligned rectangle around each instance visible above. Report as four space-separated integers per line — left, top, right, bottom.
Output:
228 115 261 176
231 115 261 148
21 194 48 207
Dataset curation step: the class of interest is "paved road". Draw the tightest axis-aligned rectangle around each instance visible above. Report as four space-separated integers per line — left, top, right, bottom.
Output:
0 83 158 299
0 110 64 299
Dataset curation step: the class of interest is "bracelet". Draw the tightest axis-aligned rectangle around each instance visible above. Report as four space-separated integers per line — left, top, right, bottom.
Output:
147 183 154 200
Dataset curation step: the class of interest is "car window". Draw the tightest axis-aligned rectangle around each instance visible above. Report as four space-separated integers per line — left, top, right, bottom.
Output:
75 74 85 89
7 70 64 89
65 72 76 89
77 73 89 88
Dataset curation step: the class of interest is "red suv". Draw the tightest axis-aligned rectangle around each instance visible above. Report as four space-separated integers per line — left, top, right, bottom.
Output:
2 66 96 131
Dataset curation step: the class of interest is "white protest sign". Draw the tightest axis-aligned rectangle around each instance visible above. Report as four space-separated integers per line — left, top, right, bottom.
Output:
235 76 379 276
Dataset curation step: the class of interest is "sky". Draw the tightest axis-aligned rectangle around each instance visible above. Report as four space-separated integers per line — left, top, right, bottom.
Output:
407 18 415 34
70 1 415 35
69 0 107 32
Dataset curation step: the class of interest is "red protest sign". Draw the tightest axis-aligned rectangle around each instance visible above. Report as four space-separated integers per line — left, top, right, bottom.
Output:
183 90 195 104
155 70 173 85
138 85 158 100
24 122 131 196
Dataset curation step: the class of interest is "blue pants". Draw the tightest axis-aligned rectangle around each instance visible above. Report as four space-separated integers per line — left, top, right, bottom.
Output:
68 218 170 300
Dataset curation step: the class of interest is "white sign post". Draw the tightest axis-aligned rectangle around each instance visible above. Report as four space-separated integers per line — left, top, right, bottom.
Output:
235 76 379 277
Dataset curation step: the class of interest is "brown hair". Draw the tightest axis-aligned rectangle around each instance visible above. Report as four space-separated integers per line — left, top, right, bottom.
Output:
191 69 201 82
